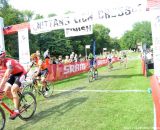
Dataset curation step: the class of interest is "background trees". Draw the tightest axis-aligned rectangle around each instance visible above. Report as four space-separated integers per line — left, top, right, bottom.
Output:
119 21 152 50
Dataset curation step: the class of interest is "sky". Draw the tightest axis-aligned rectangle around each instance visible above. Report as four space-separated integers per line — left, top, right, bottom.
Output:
8 0 150 38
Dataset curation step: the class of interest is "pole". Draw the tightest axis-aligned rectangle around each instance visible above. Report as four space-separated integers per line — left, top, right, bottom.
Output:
93 40 96 57
85 47 87 59
0 17 5 51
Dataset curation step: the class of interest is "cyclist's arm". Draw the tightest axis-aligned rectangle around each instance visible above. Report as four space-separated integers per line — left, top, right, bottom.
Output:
26 61 34 73
0 68 12 89
33 67 40 77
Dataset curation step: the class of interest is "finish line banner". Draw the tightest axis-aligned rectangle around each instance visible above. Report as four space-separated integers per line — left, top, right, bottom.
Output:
30 3 146 35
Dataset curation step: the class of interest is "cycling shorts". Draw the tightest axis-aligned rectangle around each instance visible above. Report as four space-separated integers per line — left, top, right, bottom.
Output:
7 72 25 87
37 68 48 78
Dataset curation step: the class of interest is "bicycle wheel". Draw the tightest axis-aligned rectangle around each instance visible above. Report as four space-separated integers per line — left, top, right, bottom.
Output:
23 80 40 96
22 84 33 92
19 92 37 121
88 70 93 82
0 107 5 130
42 82 54 98
94 69 98 80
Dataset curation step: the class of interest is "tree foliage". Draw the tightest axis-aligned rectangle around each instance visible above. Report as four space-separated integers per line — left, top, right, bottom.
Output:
120 21 152 49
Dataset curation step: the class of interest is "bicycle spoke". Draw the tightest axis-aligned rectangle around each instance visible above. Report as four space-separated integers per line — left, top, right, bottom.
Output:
19 92 36 121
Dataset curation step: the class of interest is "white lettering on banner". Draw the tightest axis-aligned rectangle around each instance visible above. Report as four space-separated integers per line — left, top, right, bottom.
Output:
97 59 108 66
65 24 93 37
64 63 86 75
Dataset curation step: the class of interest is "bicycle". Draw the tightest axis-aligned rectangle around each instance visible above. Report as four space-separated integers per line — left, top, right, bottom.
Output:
108 60 113 71
0 89 37 130
23 77 53 98
88 67 98 82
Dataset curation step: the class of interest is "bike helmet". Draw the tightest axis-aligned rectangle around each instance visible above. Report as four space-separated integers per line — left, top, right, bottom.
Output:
0 50 6 59
30 53 37 60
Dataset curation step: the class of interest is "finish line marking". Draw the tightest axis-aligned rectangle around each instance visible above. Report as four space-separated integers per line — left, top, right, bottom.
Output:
54 89 146 93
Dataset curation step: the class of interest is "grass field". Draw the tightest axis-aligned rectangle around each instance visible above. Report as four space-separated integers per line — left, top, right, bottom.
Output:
5 52 153 130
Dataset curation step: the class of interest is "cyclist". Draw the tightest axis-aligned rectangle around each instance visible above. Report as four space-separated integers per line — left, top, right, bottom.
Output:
122 52 127 68
88 52 97 72
30 50 40 67
88 52 94 69
107 52 113 70
0 50 27 120
30 50 50 95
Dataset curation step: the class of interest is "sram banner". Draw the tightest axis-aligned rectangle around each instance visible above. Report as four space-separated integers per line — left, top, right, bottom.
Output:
46 58 120 81
97 59 108 66
63 62 88 75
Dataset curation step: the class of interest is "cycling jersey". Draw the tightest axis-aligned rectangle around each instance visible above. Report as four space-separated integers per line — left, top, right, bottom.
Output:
38 58 50 71
88 53 94 60
0 58 27 87
4 58 26 75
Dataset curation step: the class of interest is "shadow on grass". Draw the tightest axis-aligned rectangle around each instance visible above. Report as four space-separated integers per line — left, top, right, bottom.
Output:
98 74 143 80
107 66 134 72
146 69 154 77
16 97 88 130
55 73 87 85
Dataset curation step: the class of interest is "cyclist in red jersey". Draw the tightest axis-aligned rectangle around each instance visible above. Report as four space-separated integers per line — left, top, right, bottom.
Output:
0 50 27 120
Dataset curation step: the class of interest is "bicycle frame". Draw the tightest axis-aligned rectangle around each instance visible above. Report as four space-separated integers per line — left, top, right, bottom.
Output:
0 93 14 115
0 100 14 115
33 78 44 91
0 90 24 115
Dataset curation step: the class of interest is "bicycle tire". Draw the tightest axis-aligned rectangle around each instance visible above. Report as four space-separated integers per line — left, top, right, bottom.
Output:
22 83 39 97
0 107 5 130
19 92 37 121
22 84 33 92
88 70 93 82
94 70 98 80
43 82 54 98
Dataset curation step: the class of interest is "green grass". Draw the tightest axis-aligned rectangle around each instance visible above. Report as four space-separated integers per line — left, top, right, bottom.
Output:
4 52 153 130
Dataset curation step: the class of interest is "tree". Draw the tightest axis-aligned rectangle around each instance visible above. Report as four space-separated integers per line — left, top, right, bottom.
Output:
21 10 34 21
132 21 152 48
119 21 152 50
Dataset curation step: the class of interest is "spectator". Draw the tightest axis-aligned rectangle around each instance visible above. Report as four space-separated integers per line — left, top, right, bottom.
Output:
57 55 63 64
74 53 78 62
70 52 75 62
64 55 70 64
52 56 57 64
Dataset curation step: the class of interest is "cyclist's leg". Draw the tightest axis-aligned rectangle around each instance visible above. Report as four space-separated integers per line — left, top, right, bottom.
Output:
4 75 15 99
124 58 127 68
41 69 48 91
11 84 20 111
10 74 24 119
